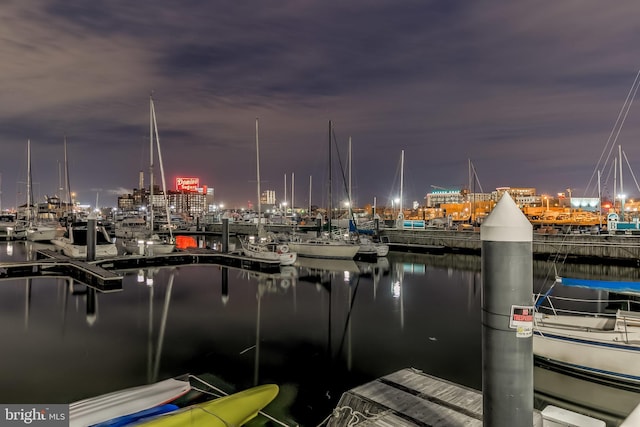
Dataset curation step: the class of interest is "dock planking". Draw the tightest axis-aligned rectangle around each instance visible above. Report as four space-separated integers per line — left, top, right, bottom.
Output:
327 368 482 426
327 368 543 426
9 247 282 291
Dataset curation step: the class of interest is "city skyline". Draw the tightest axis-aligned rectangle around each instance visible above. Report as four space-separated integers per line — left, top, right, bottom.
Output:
2 2 640 210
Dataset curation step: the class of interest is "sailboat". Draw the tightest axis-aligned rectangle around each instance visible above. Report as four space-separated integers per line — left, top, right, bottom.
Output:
22 139 63 242
345 136 388 258
239 118 297 266
286 121 360 260
122 96 175 255
534 283 640 387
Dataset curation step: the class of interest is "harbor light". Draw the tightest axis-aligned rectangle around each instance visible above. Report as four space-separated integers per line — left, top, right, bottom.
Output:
619 194 626 220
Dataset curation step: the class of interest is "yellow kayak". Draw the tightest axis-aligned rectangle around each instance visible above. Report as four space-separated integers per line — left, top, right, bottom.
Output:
139 384 279 426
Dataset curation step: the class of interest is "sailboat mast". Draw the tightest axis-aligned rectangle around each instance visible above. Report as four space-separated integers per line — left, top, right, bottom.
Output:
64 136 71 219
149 96 155 232
619 145 624 199
598 170 602 229
308 175 312 217
291 173 294 216
151 98 173 240
348 137 354 221
348 137 352 206
399 149 404 217
328 120 332 231
27 140 32 212
256 118 261 225
614 157 617 214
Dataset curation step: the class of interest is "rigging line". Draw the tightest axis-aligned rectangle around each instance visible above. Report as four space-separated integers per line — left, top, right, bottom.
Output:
605 79 640 168
622 150 640 194
470 161 484 193
592 103 638 199
331 127 350 203
331 127 360 228
585 69 640 196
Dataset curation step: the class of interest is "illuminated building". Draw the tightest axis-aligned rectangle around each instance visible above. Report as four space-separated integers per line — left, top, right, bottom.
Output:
117 175 215 216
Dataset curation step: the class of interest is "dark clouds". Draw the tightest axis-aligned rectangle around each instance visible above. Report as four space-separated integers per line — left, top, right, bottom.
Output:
1 1 640 210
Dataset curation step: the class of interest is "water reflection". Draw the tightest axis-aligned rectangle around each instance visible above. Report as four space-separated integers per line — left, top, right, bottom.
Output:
0 242 637 425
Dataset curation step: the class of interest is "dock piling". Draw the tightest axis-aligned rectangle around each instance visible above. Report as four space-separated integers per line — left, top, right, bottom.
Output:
222 218 229 253
87 213 97 262
480 192 534 426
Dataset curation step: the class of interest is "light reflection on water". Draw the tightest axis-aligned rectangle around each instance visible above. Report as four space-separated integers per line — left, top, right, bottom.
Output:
0 240 637 426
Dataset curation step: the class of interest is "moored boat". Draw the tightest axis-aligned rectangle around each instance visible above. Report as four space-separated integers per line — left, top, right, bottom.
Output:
533 290 640 387
51 221 118 258
286 235 359 260
122 234 175 256
137 383 279 426
237 118 297 266
69 376 191 427
26 221 63 242
240 236 297 266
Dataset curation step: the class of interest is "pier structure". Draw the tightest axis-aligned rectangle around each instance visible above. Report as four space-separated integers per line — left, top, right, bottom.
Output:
0 248 283 292
327 194 610 426
480 192 533 426
202 221 640 264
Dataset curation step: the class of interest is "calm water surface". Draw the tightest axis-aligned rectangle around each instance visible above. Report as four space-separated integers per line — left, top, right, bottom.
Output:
0 240 637 426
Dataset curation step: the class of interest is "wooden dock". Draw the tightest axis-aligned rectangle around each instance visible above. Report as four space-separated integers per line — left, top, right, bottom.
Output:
0 248 282 291
327 368 543 426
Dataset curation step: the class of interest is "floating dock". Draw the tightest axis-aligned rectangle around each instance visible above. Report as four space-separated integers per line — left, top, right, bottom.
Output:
327 368 543 426
327 368 484 426
327 368 622 426
0 248 282 291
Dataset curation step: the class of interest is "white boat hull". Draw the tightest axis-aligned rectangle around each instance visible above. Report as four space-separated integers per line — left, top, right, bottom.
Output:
52 222 118 259
533 312 640 385
26 226 61 242
122 239 175 255
375 243 389 257
52 239 119 258
241 240 297 265
69 377 190 427
287 240 359 259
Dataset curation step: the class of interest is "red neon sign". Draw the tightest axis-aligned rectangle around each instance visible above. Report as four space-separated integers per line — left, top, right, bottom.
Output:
176 177 200 192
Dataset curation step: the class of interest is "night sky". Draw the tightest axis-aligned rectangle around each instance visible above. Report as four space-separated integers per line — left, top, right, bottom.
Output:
2 1 640 211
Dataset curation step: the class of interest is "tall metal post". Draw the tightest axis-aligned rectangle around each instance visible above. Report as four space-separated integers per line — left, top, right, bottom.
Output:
86 213 97 262
480 192 533 426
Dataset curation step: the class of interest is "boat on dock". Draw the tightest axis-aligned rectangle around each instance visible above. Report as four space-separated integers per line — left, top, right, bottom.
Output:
239 118 297 266
240 235 296 266
120 96 175 255
51 221 118 259
286 234 360 260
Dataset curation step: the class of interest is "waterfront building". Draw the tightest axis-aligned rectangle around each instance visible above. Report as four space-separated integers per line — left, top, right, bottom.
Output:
116 176 216 217
425 188 465 207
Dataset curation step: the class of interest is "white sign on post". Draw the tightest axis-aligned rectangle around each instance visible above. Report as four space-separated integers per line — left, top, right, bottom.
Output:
509 305 534 338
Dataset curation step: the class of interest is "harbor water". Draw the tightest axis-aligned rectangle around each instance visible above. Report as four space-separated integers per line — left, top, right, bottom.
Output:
0 240 638 426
